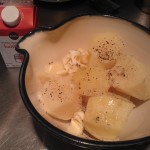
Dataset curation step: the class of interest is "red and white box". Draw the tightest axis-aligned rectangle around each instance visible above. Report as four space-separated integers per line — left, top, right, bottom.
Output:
0 4 37 68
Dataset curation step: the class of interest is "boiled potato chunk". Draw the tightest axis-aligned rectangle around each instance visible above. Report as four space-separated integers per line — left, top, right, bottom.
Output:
108 56 150 100
84 93 135 141
90 33 125 69
72 55 110 96
38 77 81 120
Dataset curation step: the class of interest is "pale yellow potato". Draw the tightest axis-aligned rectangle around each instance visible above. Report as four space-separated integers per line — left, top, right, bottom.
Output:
84 93 135 141
108 55 150 101
89 32 125 69
38 77 82 120
72 55 110 96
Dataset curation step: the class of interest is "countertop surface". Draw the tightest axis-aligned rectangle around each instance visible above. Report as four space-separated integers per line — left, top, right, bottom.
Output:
0 0 150 149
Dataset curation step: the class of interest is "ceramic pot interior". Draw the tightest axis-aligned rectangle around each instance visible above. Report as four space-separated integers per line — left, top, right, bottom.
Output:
18 15 150 142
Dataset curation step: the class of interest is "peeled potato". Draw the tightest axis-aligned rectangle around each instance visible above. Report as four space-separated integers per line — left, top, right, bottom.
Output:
72 55 110 96
38 77 81 120
84 93 135 141
108 56 150 101
90 32 124 69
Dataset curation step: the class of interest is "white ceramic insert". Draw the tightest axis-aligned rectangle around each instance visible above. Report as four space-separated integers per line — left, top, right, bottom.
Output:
19 15 150 141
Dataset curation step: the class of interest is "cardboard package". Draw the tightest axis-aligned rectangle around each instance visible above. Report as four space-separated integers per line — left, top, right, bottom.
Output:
0 4 37 67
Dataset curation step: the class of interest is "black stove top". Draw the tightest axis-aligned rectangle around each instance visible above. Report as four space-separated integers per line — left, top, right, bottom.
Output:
37 0 150 29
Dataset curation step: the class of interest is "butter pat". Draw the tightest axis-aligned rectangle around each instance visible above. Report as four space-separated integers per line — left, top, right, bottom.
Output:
62 48 90 74
67 111 84 136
